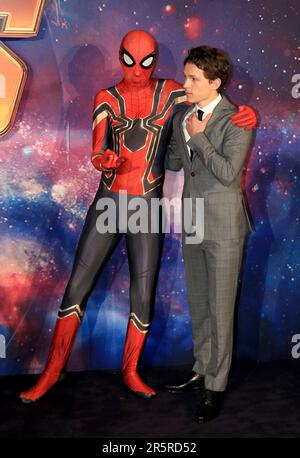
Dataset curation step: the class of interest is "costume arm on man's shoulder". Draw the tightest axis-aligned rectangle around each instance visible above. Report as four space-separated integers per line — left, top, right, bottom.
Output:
187 123 253 186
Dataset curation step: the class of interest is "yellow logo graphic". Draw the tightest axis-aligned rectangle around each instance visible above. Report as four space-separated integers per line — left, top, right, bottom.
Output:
0 0 45 136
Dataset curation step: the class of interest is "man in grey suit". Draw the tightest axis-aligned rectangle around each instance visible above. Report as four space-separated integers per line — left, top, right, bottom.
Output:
165 46 254 422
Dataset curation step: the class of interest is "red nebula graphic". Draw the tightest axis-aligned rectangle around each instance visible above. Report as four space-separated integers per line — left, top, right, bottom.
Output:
184 16 203 41
149 24 158 35
162 4 176 15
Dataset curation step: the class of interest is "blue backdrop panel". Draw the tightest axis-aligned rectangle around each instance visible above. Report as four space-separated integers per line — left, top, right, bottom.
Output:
0 0 299 375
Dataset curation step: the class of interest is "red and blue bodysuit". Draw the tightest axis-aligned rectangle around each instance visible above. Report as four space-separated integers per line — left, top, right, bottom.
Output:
20 30 257 403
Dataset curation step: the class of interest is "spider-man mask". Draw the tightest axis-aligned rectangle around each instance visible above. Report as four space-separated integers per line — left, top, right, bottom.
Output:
119 30 158 88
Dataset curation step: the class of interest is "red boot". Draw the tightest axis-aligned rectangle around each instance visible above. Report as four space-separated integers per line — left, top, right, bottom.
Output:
122 321 157 398
20 314 80 403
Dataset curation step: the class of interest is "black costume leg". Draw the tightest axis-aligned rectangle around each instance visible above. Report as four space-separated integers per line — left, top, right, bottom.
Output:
126 231 164 329
60 192 122 319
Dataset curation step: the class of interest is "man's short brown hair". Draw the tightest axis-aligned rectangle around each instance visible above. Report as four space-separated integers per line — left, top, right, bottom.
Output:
184 46 232 92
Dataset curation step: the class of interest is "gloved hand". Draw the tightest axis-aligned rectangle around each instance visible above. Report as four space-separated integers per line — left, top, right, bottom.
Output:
231 105 258 130
99 149 125 170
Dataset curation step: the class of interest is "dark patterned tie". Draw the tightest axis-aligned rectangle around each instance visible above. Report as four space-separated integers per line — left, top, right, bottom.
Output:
190 109 204 161
197 109 204 121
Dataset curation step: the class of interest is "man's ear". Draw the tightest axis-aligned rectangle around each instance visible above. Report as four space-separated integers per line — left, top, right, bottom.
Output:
210 78 222 91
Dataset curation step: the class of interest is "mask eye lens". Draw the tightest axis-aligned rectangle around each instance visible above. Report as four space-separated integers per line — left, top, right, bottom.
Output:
122 52 135 67
141 56 154 68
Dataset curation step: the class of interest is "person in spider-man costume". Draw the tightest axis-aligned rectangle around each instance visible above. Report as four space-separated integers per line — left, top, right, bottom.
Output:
20 30 257 403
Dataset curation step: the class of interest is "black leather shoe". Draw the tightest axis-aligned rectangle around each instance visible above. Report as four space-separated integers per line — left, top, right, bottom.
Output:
195 389 224 423
164 372 204 393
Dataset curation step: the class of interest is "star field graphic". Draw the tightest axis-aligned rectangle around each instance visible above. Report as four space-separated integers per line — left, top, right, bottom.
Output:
0 0 299 375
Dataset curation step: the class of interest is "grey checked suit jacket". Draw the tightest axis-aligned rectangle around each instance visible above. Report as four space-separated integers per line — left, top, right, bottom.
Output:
165 96 254 241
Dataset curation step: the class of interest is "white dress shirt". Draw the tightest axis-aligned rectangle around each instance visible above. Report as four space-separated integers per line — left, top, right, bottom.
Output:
182 93 222 157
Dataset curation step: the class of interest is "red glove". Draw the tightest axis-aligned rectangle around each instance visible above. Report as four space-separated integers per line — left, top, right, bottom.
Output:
98 149 125 170
231 105 258 130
